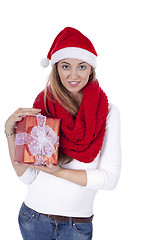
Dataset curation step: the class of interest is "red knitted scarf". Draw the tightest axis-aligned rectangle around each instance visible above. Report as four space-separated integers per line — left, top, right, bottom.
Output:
33 80 108 163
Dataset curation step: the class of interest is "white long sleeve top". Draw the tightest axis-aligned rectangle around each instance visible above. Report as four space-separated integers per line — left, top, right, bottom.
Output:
19 104 121 217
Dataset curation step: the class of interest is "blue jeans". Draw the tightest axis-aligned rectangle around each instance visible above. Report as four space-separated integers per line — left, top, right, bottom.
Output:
18 203 93 240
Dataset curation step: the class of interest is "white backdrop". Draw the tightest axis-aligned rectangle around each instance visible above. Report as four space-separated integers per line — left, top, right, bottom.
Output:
1 0 160 239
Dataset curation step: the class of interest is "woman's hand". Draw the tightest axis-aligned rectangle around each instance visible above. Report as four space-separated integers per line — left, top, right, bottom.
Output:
19 162 63 177
5 108 41 177
5 108 41 134
20 162 87 187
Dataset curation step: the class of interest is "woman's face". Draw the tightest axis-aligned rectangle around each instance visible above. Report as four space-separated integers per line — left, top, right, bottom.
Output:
57 59 92 96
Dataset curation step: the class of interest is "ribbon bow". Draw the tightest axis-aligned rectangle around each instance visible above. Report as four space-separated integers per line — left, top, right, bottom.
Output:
15 115 59 165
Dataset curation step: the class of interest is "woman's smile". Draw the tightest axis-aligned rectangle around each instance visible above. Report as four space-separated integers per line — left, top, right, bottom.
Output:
68 81 81 87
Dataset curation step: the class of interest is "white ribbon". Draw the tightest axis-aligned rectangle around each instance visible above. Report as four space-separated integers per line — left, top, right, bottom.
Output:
15 115 59 165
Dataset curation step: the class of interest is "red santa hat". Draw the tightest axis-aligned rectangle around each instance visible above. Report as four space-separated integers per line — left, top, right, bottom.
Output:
40 27 97 68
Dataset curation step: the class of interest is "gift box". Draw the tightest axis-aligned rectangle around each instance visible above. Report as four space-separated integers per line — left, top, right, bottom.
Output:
14 115 60 165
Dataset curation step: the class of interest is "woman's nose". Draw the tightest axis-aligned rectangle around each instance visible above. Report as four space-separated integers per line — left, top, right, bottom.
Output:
70 69 78 79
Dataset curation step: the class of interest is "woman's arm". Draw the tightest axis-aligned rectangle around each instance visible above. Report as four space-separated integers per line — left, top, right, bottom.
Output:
21 105 121 190
86 104 121 190
20 104 121 189
52 166 87 187
53 104 121 189
5 108 41 176
18 104 121 189
54 104 121 189
6 106 87 186
20 162 87 187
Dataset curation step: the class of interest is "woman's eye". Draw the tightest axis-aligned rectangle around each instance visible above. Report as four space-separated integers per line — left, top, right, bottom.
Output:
62 65 70 70
79 65 86 70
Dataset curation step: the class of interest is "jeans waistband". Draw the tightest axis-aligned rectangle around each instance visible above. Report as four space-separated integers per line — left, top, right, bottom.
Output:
42 213 93 223
23 202 93 223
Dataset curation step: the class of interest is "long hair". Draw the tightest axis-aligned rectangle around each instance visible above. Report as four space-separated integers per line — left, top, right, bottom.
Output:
44 63 96 164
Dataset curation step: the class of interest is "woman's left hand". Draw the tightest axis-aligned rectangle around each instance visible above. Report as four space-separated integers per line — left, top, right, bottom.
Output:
17 161 87 187
18 162 63 177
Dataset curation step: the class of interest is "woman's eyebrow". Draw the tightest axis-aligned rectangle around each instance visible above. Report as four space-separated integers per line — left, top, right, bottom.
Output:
60 61 70 65
78 62 86 65
60 61 87 65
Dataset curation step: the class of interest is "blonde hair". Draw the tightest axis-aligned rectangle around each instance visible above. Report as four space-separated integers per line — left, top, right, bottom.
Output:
44 63 96 164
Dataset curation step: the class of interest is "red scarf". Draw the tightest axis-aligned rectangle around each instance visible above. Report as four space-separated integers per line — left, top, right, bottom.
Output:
33 80 108 163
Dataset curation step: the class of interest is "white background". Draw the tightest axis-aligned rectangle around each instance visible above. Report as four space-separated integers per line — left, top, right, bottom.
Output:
0 0 160 239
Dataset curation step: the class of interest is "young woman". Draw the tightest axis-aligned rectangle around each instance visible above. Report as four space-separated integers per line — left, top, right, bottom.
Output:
5 27 121 240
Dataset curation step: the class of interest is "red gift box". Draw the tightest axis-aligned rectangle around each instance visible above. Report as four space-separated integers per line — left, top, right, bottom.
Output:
14 115 60 165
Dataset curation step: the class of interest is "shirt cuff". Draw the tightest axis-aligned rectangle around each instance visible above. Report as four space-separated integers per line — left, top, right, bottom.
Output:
18 168 39 185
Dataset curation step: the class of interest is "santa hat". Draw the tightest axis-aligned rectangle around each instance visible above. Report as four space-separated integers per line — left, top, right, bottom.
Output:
40 27 97 69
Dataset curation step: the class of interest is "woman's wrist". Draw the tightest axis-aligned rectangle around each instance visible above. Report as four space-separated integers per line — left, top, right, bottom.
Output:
4 120 16 135
4 125 16 137
52 166 65 178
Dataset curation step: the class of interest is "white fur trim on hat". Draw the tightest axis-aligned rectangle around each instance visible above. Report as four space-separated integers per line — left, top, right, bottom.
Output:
51 47 97 68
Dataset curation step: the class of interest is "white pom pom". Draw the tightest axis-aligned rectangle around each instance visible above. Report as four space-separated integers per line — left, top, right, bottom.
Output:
40 58 50 68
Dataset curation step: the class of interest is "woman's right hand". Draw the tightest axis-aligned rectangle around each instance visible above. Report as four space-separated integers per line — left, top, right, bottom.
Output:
5 108 41 134
5 108 41 177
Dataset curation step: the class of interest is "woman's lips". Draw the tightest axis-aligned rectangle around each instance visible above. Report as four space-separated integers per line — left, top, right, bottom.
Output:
68 81 80 87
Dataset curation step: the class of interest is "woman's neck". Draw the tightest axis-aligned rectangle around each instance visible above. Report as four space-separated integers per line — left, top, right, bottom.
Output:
70 91 83 106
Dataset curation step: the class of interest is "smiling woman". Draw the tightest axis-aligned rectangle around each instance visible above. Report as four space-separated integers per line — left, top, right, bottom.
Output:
5 27 121 240
45 59 96 117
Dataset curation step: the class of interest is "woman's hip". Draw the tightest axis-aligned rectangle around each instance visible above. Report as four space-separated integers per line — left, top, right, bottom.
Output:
18 202 93 240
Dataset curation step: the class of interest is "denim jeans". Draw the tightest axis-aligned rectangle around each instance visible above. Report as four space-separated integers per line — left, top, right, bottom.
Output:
18 203 93 240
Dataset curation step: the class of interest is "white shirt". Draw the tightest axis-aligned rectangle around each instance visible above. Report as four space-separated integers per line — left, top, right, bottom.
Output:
19 104 121 217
